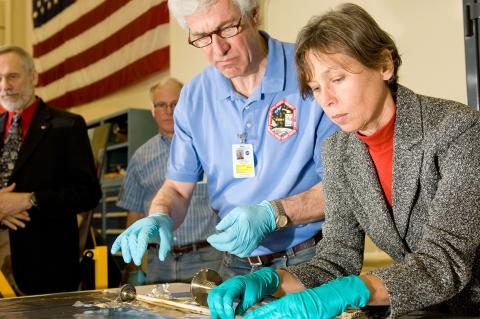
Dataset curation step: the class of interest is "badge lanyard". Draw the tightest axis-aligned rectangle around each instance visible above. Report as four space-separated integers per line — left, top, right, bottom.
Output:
232 132 255 178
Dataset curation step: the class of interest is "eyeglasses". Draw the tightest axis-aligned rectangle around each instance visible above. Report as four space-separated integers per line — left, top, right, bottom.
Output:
153 101 177 111
188 17 243 48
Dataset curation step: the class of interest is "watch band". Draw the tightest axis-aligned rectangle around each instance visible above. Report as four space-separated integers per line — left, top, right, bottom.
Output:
271 199 289 229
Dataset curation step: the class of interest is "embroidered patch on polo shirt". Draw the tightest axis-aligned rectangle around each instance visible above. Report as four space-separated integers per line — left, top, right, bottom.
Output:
267 99 297 142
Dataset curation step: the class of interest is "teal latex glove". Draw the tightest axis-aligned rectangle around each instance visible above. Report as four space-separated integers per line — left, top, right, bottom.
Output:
244 276 371 319
127 270 146 286
207 200 276 257
111 213 173 265
208 267 280 319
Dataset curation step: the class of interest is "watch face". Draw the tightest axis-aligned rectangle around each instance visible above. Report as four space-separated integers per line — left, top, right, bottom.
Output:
30 193 38 207
277 215 288 228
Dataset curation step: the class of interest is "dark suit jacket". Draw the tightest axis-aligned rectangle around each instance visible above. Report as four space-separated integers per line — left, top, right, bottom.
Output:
288 85 480 317
0 99 101 295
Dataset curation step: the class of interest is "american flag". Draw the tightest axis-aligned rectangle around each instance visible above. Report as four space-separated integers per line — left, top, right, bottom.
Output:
32 0 170 109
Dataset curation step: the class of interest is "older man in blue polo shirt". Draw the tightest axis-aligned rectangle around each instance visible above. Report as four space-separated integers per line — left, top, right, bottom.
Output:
112 0 338 277
116 78 222 285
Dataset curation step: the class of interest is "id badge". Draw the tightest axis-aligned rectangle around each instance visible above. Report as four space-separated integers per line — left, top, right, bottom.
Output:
232 144 255 178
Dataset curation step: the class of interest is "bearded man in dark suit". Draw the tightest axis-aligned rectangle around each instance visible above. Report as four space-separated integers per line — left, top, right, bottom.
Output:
0 45 101 295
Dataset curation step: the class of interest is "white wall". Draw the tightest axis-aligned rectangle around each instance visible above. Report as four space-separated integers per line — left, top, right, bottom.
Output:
14 0 467 121
2 0 26 47
262 0 466 104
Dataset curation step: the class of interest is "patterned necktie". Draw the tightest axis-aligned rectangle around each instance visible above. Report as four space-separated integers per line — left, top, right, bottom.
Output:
0 114 22 188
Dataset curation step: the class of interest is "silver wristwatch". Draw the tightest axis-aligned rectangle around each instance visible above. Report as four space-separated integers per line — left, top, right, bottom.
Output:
30 192 38 207
270 200 289 229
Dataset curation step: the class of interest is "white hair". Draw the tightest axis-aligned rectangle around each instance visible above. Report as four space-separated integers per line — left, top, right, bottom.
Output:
168 0 259 29
0 45 35 73
149 77 183 101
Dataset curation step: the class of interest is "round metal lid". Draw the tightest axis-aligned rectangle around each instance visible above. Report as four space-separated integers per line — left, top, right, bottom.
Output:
190 268 223 307
119 284 137 302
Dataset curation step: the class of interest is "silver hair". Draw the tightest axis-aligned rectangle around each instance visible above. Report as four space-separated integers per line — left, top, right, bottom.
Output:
168 0 259 29
0 45 35 73
149 77 183 101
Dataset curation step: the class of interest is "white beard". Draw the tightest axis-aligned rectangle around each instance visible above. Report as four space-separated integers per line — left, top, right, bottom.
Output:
0 87 34 113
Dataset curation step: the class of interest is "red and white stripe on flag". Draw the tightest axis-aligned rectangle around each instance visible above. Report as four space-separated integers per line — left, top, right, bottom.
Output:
32 0 170 109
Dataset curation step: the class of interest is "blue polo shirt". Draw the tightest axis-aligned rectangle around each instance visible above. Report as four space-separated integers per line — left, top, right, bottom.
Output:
168 32 338 256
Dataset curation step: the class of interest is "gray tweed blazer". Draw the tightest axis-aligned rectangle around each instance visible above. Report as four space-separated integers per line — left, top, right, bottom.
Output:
287 85 480 317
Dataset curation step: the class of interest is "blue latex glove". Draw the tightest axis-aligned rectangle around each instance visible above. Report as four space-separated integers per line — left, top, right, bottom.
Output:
111 213 173 265
127 270 146 286
207 200 276 257
208 267 280 319
244 276 371 319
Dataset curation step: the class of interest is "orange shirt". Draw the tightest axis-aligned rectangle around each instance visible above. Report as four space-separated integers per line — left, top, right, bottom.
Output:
356 111 396 207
